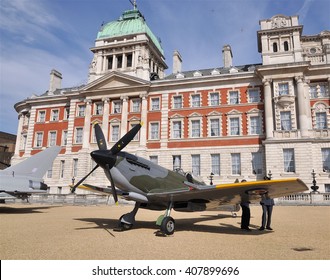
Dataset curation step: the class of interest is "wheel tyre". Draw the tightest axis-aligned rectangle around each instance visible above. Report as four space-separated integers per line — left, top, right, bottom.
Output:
121 222 133 230
161 216 175 235
119 215 133 230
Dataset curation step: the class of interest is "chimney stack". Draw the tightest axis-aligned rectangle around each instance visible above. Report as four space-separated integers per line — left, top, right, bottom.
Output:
173 50 182 73
222 45 233 68
49 69 62 94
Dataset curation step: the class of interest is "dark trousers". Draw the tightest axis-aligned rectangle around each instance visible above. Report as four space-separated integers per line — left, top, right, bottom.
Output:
241 204 250 229
261 204 273 228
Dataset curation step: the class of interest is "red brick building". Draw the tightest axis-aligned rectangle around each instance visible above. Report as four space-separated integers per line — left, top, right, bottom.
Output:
13 9 330 194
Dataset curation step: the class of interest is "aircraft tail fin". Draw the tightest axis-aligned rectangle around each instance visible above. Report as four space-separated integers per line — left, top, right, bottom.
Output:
4 146 61 178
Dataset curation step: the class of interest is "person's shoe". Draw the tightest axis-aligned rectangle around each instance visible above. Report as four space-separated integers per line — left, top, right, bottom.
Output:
241 227 251 231
259 227 265 231
266 227 273 230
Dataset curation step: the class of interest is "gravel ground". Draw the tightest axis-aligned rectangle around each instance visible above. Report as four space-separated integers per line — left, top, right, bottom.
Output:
0 204 329 260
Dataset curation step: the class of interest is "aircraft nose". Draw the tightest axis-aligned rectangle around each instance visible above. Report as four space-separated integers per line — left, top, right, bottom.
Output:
90 150 116 168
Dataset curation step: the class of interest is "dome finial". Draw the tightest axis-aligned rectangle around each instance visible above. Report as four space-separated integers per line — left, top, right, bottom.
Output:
129 0 137 10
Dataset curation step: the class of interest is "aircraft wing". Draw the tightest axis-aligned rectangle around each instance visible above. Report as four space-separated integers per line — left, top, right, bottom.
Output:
78 184 115 195
147 178 308 206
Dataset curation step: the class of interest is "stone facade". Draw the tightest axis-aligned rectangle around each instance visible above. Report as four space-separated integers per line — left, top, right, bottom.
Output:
13 12 330 194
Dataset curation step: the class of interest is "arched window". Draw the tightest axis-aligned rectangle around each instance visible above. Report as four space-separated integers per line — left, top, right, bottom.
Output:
273 42 278 52
284 41 289 51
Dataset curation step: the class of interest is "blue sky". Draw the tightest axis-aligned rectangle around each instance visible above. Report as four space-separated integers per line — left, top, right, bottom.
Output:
0 0 329 134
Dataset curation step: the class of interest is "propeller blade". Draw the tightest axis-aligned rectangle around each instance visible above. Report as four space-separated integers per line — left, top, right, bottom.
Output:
104 164 118 205
70 164 99 193
94 123 107 150
110 122 142 155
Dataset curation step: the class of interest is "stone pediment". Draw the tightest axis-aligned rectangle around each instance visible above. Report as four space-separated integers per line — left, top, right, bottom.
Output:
83 71 150 92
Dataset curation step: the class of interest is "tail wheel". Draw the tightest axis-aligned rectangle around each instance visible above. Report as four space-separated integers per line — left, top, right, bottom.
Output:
161 216 175 235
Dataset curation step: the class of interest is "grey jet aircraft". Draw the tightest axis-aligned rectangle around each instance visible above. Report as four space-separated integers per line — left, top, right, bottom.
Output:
71 123 308 235
0 146 61 202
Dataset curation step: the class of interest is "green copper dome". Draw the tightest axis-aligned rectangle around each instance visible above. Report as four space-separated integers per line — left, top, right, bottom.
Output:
97 9 164 55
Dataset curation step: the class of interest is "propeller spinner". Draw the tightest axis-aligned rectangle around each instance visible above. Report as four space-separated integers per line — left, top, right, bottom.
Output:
70 122 142 202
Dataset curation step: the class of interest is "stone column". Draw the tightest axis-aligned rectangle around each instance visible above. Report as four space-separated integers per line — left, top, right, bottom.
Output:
140 93 148 148
14 113 24 156
120 95 128 137
82 99 92 149
263 79 274 139
304 79 312 129
296 76 309 138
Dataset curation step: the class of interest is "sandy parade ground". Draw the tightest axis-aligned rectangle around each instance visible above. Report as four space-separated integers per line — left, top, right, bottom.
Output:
0 203 329 260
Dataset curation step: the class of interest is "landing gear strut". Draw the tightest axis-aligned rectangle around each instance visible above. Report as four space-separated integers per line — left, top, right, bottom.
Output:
157 201 175 235
114 202 140 232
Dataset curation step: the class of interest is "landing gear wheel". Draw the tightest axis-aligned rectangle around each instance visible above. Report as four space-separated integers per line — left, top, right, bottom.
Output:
160 216 175 235
117 215 133 231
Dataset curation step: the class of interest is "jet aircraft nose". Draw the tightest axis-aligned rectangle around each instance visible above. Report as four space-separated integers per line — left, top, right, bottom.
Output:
90 150 116 168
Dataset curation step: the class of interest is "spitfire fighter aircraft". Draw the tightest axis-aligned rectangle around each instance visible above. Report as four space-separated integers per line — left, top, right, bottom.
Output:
0 146 61 202
71 124 308 235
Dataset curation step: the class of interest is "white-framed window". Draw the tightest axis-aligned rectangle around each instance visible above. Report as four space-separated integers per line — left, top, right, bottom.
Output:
322 148 330 172
173 95 182 109
211 154 220 175
94 102 103 115
47 167 53 179
248 89 260 103
191 120 201 138
191 94 201 107
35 132 43 148
72 159 78 177
250 116 261 135
62 130 68 146
64 107 70 120
172 121 182 139
151 98 160 111
230 117 240 136
316 112 327 129
209 92 220 106
278 82 289 96
75 128 83 144
280 111 292 130
210 118 220 137
283 149 295 173
310 83 329 98
51 109 59 121
149 156 158 164
130 123 140 141
229 91 239 104
48 131 57 147
173 155 181 171
231 153 241 175
111 124 120 142
113 100 122 114
310 85 318 98
191 154 200 176
38 111 46 122
319 84 328 97
60 160 65 179
252 152 263 175
131 99 141 112
77 104 86 117
149 122 159 140
20 134 27 150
